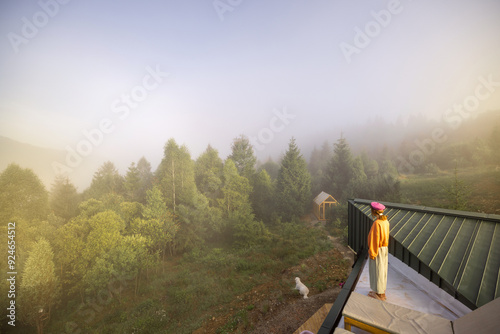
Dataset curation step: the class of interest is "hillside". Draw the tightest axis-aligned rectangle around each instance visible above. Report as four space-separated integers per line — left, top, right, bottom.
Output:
400 165 500 214
0 136 104 191
0 136 64 188
343 109 500 155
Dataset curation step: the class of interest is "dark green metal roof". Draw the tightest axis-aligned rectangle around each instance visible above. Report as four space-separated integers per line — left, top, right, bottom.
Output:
349 199 500 309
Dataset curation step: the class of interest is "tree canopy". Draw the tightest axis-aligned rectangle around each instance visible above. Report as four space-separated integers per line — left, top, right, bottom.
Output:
156 138 196 213
325 135 354 200
86 161 124 199
2 116 498 333
50 175 80 221
276 138 311 221
0 163 49 223
195 145 223 207
19 238 60 334
227 135 257 181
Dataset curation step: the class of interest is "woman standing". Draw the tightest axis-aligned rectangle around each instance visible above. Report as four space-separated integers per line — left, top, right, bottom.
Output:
367 202 389 301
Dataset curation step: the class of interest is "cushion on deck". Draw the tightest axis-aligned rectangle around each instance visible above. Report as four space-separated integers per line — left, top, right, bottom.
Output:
453 296 500 334
333 327 353 334
342 292 453 334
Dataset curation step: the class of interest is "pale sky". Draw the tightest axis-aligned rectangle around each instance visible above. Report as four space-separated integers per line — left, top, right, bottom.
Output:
1 0 500 186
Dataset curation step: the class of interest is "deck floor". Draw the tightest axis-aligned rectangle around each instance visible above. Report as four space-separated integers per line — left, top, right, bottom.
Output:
337 253 472 333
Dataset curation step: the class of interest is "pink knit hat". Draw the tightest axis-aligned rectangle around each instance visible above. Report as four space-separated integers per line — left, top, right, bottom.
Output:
370 202 385 211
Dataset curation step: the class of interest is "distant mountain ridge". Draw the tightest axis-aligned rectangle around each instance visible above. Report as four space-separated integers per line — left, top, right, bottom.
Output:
0 136 64 188
1 110 498 192
0 136 100 191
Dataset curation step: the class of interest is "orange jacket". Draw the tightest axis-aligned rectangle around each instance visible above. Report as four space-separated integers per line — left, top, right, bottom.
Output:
368 218 390 259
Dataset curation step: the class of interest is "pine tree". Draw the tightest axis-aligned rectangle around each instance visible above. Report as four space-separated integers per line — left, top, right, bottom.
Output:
360 151 379 179
326 135 354 200
251 169 275 223
228 135 257 181
309 141 332 176
86 161 124 199
219 159 270 246
443 166 471 210
123 158 154 204
219 159 252 217
309 141 332 196
195 145 224 206
124 162 141 202
258 157 280 180
378 145 398 178
136 157 154 203
343 156 367 199
276 138 311 221
50 175 79 221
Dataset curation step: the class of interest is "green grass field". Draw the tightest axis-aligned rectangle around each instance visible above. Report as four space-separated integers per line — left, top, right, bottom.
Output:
400 165 500 214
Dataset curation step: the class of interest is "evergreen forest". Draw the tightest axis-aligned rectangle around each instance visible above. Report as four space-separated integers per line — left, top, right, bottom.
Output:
1 110 499 333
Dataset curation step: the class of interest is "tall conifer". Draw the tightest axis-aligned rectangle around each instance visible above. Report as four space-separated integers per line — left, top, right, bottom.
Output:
276 138 311 221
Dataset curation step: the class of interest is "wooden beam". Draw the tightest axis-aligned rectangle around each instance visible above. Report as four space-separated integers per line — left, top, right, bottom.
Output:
344 317 391 334
293 304 333 334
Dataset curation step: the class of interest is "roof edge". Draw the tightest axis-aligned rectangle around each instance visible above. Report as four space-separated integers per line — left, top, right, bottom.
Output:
350 198 500 223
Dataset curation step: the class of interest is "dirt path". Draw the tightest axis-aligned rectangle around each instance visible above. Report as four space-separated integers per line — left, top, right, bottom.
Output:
307 213 354 263
194 214 354 334
249 286 343 334
247 216 354 333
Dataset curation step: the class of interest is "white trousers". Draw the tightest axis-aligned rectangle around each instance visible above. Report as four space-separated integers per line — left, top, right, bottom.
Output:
369 246 388 294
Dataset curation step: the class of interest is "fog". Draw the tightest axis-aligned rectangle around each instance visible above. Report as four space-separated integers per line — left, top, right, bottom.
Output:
1 0 500 189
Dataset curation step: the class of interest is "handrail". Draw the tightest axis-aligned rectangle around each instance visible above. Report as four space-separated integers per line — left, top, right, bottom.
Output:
317 248 367 334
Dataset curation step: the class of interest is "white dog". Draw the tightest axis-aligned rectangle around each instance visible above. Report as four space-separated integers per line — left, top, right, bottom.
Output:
295 277 309 299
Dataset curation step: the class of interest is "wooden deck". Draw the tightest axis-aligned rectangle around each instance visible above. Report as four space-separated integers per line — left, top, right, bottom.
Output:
293 303 333 334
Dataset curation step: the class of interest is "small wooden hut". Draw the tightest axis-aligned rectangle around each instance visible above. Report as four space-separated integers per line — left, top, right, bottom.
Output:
313 191 338 221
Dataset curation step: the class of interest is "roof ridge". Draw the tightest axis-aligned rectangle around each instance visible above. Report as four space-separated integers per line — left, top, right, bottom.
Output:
351 199 500 223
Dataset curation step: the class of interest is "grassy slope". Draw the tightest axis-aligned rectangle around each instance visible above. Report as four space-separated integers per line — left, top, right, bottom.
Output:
400 165 500 214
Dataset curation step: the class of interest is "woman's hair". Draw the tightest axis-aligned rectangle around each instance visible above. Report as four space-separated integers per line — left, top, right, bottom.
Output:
371 208 388 221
